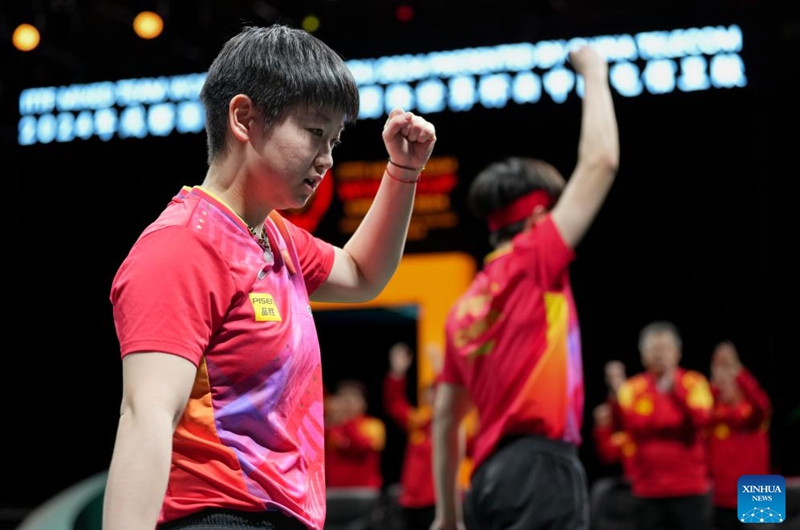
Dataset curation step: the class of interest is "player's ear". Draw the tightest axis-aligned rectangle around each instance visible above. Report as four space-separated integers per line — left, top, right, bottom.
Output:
229 94 257 143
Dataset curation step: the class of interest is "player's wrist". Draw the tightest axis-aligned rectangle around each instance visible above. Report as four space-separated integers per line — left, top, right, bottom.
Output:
385 158 424 183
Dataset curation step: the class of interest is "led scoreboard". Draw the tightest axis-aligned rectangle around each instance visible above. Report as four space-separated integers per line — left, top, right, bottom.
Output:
17 24 746 146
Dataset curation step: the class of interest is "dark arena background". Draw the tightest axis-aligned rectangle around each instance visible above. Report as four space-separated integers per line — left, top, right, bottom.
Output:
2 0 799 529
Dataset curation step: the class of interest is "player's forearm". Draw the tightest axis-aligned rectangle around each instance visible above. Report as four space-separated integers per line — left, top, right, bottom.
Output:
339 170 417 300
576 68 619 175
432 414 463 526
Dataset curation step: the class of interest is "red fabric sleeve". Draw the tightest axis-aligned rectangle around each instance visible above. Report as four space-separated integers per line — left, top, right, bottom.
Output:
279 214 335 294
440 333 466 386
111 226 235 365
383 375 413 429
513 215 576 288
331 417 386 454
593 424 623 465
736 368 772 419
714 369 772 430
671 370 714 429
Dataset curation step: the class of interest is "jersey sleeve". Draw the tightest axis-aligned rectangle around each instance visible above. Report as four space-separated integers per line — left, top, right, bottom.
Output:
280 214 335 294
439 326 466 386
513 214 576 287
110 226 235 366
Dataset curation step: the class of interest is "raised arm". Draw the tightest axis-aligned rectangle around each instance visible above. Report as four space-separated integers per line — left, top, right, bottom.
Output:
551 45 620 249
313 108 436 302
383 342 416 428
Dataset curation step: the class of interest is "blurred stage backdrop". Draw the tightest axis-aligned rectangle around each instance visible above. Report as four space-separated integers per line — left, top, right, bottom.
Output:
2 0 798 525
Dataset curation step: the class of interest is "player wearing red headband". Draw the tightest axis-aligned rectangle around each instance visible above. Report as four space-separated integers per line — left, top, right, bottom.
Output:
431 44 620 530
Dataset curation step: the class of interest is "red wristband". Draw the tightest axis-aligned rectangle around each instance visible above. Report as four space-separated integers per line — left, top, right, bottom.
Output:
385 165 420 183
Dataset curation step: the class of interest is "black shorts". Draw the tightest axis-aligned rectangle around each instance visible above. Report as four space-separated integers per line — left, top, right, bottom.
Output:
158 508 307 530
464 435 589 530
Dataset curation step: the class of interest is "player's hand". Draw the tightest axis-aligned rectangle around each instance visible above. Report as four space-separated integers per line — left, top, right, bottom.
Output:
382 108 436 175
569 45 608 78
593 403 613 426
389 342 413 376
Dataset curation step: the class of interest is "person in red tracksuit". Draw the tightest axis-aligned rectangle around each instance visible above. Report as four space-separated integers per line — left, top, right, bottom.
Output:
383 342 438 530
708 340 772 530
617 321 714 530
325 379 386 490
592 360 638 483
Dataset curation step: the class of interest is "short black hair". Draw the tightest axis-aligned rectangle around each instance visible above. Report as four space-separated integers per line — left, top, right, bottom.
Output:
200 23 360 165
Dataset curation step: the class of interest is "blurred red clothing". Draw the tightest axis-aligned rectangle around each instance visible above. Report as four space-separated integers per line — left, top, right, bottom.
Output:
592 397 639 483
383 374 436 508
617 368 714 498
325 414 385 489
708 368 772 508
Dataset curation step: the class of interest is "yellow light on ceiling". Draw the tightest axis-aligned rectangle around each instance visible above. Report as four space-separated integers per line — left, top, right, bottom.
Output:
12 23 41 52
133 11 164 40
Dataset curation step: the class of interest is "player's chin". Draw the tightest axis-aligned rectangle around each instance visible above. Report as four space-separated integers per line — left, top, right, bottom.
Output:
289 193 312 210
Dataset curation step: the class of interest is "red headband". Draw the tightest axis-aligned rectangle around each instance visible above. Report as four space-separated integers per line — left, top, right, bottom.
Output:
486 190 554 232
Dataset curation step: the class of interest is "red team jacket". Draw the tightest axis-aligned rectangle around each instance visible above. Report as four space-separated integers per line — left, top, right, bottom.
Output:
592 397 639 483
324 414 386 489
708 368 772 508
617 368 714 498
382 374 436 508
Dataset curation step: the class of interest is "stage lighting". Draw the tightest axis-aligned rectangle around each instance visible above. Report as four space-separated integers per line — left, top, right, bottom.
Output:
133 11 164 40
13 23 40 52
395 5 414 22
302 15 321 33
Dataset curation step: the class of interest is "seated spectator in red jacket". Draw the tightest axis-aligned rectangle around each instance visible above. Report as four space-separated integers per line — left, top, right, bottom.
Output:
592 360 638 483
708 340 772 530
325 379 386 490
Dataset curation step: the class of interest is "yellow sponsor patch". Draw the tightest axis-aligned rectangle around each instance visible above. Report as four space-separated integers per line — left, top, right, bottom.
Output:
249 293 282 322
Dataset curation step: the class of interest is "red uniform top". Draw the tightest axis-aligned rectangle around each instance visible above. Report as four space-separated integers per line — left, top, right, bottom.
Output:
592 397 639 483
324 414 386 489
383 374 436 508
617 368 714 498
440 216 582 473
708 368 772 508
111 187 334 529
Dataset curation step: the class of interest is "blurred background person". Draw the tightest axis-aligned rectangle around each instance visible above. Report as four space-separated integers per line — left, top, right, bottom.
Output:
592 360 637 483
589 360 638 530
708 340 772 530
383 341 437 530
325 379 386 491
325 387 346 429
617 321 714 530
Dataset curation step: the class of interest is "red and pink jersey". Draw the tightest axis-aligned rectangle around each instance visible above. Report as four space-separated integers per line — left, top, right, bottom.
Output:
440 215 581 472
110 186 335 529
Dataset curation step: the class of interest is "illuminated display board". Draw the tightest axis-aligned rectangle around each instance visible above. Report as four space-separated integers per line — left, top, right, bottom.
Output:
17 24 746 146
